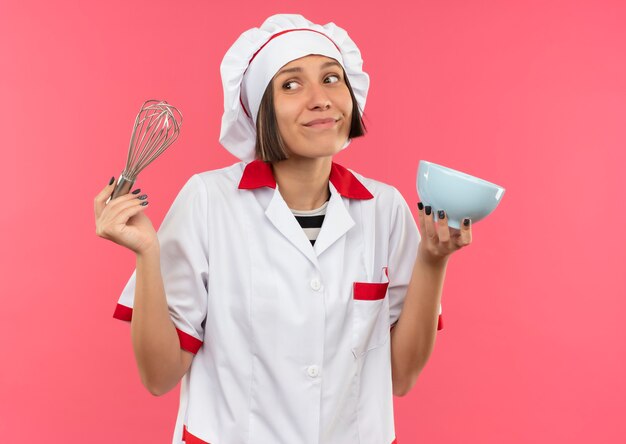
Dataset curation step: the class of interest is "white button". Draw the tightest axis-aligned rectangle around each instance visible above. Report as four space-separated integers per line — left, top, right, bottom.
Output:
307 365 320 378
310 278 321 291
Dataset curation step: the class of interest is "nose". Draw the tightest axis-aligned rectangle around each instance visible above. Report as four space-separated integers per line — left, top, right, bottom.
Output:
307 83 331 110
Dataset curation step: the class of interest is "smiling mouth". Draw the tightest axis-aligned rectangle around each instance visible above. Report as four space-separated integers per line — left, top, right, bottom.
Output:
303 119 339 129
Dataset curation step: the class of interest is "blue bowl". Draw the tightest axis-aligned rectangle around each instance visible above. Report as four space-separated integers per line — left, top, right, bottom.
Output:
417 160 505 229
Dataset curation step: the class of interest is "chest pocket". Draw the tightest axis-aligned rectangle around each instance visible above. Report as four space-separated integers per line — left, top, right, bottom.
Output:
351 267 390 358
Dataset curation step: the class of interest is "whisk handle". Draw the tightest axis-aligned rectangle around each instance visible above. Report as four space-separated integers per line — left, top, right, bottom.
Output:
111 176 135 200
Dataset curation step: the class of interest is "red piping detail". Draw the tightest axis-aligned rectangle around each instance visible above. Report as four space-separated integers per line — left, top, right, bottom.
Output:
113 304 203 354
113 303 132 321
390 315 443 331
183 426 210 443
238 159 373 200
249 29 340 65
177 329 203 354
238 159 277 190
353 281 389 301
240 95 250 119
329 162 374 199
240 28 341 117
182 425 394 443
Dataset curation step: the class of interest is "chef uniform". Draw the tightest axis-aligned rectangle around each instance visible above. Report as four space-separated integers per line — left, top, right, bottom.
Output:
114 14 443 444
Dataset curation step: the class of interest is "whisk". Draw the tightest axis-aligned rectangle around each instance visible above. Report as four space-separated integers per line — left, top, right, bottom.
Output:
110 99 183 199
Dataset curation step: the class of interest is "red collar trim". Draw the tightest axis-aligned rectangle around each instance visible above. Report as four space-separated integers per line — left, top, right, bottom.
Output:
238 160 373 200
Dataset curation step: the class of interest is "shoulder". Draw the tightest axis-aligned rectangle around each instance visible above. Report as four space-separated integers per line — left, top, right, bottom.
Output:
343 166 418 238
343 167 407 210
175 162 246 198
193 162 245 189
164 162 246 212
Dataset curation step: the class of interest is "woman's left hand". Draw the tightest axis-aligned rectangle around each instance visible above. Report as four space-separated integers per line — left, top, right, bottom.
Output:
416 202 473 266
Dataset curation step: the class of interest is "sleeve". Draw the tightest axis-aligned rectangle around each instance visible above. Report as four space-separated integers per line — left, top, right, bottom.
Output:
387 187 443 332
113 174 210 354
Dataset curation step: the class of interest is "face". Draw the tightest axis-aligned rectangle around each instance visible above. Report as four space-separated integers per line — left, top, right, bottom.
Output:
271 55 353 160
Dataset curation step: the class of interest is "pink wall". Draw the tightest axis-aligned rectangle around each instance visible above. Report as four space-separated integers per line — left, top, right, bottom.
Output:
1 0 625 442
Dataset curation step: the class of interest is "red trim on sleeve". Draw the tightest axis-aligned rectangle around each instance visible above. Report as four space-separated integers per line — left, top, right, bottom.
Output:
183 425 210 443
113 303 133 322
113 304 203 354
177 328 203 354
390 315 443 332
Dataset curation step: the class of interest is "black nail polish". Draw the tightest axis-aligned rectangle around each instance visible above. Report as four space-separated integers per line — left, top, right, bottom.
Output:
109 176 115 185
438 210 445 219
417 202 424 210
138 194 148 200
140 201 148 206
131 188 141 195
463 218 470 227
425 206 432 216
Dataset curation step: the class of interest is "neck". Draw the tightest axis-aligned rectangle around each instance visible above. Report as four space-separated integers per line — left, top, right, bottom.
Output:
271 156 332 211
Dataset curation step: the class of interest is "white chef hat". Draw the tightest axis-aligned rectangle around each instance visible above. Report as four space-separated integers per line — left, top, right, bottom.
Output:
219 14 370 162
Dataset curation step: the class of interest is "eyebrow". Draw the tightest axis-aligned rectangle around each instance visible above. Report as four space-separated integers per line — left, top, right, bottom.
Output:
275 60 342 77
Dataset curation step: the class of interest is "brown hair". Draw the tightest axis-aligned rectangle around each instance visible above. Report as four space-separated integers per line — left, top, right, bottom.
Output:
255 72 367 162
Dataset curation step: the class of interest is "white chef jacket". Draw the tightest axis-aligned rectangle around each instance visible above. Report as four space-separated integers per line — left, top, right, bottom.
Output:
114 160 443 444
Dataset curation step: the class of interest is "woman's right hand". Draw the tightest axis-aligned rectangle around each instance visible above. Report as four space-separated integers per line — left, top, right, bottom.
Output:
94 177 158 255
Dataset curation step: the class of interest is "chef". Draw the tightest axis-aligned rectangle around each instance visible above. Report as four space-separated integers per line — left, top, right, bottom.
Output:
94 13 472 444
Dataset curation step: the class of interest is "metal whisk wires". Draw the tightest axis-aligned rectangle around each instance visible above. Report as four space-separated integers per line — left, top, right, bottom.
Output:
111 100 183 199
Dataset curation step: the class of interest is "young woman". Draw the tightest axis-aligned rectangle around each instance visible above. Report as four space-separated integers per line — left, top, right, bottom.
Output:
94 14 472 444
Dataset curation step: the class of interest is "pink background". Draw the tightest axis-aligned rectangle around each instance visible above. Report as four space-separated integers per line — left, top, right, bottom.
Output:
1 0 625 442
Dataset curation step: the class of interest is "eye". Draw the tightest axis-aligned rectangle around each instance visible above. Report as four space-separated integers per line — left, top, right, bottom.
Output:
324 74 341 84
282 80 301 90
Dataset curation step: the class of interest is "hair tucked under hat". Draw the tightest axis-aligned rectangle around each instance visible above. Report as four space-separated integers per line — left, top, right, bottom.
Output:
219 14 370 163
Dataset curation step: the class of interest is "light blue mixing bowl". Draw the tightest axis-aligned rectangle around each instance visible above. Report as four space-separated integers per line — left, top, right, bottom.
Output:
417 160 505 229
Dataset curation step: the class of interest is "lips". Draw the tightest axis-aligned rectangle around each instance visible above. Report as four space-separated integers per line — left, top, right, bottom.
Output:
304 118 337 127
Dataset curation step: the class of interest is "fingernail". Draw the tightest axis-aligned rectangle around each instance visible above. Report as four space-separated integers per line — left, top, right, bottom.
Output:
425 206 432 216
463 218 470 227
417 202 424 210
438 210 445 220
140 201 148 206
109 176 115 185
131 188 141 195
137 194 148 200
